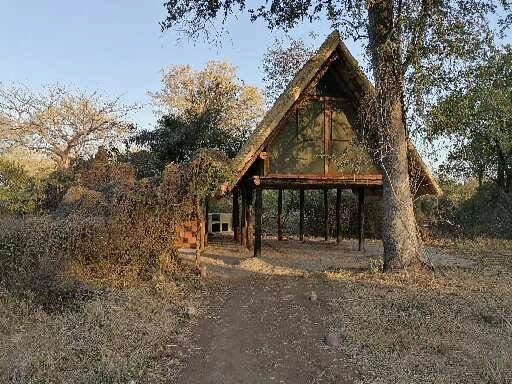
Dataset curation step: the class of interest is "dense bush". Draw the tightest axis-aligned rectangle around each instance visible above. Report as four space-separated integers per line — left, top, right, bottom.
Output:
416 179 512 240
0 149 220 383
0 150 207 312
0 158 42 215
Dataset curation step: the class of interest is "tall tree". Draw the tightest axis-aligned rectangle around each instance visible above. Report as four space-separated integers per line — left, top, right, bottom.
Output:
428 47 512 192
131 111 239 173
0 84 135 170
160 0 509 270
133 61 265 173
150 61 265 153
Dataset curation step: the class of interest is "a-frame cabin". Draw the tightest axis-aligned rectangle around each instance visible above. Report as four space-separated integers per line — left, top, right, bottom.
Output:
228 31 442 257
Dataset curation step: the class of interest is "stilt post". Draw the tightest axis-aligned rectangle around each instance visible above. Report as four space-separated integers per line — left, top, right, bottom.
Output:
336 187 341 245
232 188 240 241
358 187 365 251
299 188 305 241
246 186 254 251
277 189 283 241
254 187 262 257
241 185 247 248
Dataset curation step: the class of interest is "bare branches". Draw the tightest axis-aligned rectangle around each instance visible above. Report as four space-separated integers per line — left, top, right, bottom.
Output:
262 37 314 102
0 83 137 169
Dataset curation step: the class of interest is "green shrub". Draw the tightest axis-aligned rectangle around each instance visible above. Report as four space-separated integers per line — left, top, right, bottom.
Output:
0 158 42 215
419 179 512 239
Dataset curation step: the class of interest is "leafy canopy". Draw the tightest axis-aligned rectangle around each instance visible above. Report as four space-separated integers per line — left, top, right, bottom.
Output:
0 158 41 215
161 0 509 112
428 47 512 190
132 61 265 171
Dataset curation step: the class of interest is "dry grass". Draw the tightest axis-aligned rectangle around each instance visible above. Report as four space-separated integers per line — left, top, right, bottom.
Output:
0 286 202 384
0 214 202 384
195 236 512 383
310 240 512 383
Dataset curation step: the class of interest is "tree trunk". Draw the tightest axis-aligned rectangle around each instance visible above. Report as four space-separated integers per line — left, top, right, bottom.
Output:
55 152 71 170
368 0 423 271
477 169 483 188
495 141 507 191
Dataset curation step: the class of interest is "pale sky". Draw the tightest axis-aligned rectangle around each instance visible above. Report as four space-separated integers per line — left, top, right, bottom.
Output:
1 1 510 169
0 0 363 129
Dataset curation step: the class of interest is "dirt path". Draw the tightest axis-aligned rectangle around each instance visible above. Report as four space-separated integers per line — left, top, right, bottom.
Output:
175 238 477 383
176 276 356 384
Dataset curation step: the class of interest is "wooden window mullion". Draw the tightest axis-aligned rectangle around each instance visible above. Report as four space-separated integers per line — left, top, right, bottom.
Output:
325 101 332 174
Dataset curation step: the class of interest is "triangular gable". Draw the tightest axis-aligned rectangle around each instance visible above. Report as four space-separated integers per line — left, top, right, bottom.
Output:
230 31 442 196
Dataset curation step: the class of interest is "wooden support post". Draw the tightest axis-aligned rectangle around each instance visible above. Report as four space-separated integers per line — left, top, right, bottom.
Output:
358 187 365 251
197 200 205 251
246 187 254 251
204 199 209 247
232 189 240 242
241 186 247 248
336 187 341 245
299 188 305 242
277 189 283 241
323 189 328 241
254 187 262 257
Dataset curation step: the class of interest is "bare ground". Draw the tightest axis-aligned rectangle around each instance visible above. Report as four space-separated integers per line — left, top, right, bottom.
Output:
177 236 512 384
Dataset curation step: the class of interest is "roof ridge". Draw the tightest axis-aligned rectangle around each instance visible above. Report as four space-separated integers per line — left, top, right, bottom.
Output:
226 31 442 197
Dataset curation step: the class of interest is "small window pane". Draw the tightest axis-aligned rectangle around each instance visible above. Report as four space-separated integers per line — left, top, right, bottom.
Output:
221 223 229 231
212 223 221 232
211 213 220 222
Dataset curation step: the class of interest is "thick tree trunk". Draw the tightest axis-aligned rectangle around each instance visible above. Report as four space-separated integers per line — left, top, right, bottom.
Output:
368 0 423 271
495 141 508 192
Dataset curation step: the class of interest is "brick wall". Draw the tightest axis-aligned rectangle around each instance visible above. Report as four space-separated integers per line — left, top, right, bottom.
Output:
174 219 200 250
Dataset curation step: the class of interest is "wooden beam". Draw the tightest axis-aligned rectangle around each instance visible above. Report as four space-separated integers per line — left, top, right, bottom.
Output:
336 187 341 245
204 199 209 248
252 174 383 189
299 188 305 241
232 189 240 242
277 189 283 241
323 189 328 241
254 187 262 257
358 187 365 251
241 185 247 248
246 187 254 251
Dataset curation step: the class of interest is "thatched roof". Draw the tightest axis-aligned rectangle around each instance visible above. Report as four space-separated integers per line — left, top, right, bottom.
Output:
230 31 442 197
